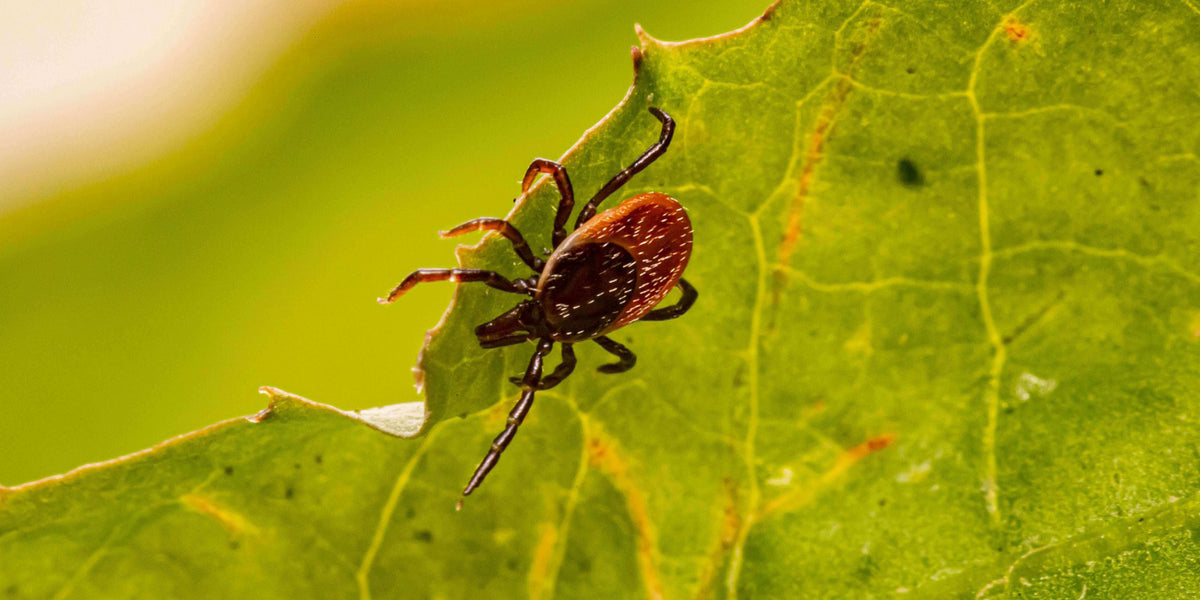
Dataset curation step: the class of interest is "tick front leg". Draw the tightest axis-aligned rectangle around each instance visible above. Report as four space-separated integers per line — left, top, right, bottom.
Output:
593 336 636 374
440 218 544 271
639 278 697 321
460 338 555 507
378 269 533 304
521 159 574 248
510 343 575 390
576 107 674 228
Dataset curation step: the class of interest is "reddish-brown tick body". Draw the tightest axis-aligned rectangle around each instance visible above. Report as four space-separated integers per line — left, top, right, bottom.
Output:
538 193 692 342
380 108 696 506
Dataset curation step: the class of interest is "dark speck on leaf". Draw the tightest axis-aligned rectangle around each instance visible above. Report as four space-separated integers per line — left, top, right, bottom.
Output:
223 466 234 476
854 554 876 580
6 585 17 597
414 529 434 543
905 66 916 74
405 507 417 519
285 487 295 499
314 454 323 464
293 463 301 470
230 540 241 550
878 498 886 506
506 558 520 571
1094 168 1104 176
459 412 468 419
897 158 924 187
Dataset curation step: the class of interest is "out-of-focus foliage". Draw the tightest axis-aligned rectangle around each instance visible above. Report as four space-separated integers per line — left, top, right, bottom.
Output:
0 0 764 486
5 0 1200 598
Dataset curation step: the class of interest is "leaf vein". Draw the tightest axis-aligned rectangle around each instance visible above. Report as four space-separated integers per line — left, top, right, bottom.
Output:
356 424 444 600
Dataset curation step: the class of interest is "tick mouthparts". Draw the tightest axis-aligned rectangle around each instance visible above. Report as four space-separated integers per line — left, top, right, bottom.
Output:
455 498 464 511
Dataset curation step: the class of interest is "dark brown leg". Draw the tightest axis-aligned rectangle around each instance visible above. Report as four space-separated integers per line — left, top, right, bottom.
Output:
639 278 697 321
593 336 636 374
378 269 532 304
459 338 555 508
480 335 528 349
575 107 675 228
521 159 574 247
440 218 544 271
511 343 575 390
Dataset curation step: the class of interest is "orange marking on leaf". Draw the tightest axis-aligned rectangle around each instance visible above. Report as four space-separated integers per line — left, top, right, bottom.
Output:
181 493 255 537
836 433 896 468
695 478 742 599
758 432 896 519
586 427 663 600
527 521 559 599
776 18 883 289
1004 18 1031 43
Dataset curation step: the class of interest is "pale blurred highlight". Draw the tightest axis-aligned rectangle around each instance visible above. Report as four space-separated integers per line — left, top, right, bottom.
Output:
0 1 351 211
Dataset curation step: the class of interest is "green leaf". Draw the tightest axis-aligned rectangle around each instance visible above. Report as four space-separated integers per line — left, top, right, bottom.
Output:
5 1 1200 598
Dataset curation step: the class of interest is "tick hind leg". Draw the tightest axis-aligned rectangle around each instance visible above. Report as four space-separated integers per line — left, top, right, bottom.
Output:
639 278 697 322
593 336 636 374
510 343 575 390
460 338 555 507
440 218 543 271
575 107 675 228
521 159 574 248
378 269 533 304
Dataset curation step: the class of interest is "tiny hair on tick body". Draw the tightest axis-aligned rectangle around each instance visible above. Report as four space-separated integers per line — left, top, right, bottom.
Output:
379 107 696 508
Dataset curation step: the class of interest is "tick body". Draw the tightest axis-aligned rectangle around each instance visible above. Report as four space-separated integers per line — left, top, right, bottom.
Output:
380 108 696 506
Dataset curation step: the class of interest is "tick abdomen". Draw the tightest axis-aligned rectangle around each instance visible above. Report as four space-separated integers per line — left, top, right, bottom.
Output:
539 193 692 336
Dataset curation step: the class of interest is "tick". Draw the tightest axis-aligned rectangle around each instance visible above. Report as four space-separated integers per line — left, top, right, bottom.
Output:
380 107 696 507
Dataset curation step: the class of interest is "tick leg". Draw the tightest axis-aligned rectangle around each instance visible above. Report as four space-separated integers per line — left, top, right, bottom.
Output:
481 334 528 349
378 269 532 304
460 338 555 506
440 218 544 271
593 336 636 374
511 343 575 390
575 107 675 228
639 278 698 321
521 159 574 248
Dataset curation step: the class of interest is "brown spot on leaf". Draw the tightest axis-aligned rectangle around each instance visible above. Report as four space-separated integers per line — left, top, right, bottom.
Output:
1004 18 1031 43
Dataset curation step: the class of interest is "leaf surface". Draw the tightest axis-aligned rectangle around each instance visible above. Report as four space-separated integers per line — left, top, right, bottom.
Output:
5 1 1200 598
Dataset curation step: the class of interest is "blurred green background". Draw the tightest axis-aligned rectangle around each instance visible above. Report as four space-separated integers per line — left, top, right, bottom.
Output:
0 0 765 485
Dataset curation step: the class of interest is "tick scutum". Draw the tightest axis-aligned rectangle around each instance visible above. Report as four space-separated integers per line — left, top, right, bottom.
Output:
539 242 638 341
